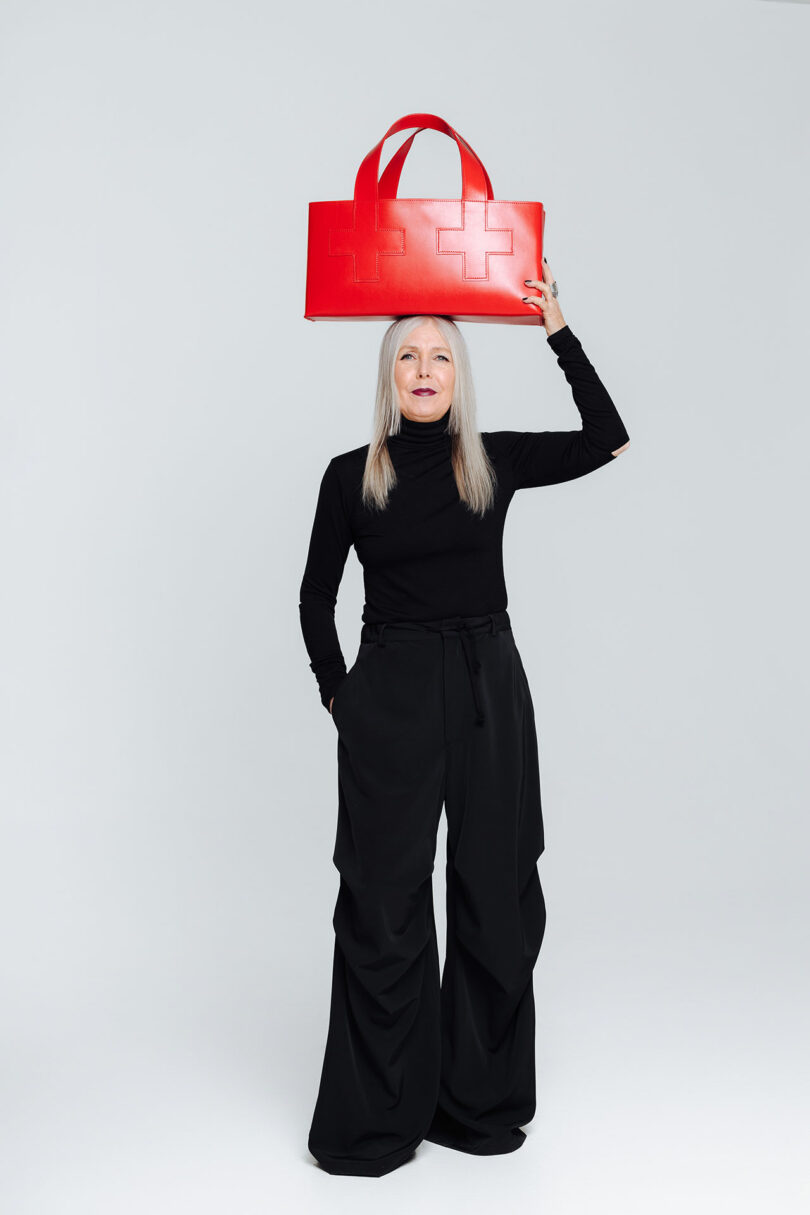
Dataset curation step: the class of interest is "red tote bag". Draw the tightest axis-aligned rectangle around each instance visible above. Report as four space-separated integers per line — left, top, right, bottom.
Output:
304 113 546 325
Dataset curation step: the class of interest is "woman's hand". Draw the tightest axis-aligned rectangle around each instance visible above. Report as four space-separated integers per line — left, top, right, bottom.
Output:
522 257 566 336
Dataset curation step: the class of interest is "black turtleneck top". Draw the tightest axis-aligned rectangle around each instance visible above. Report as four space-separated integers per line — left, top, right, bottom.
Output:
299 324 630 711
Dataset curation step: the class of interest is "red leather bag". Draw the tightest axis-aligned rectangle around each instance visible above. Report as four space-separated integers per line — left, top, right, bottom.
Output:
304 113 546 325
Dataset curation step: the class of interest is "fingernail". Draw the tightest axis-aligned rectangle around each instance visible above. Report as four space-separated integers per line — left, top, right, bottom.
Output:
543 256 547 263
524 279 531 284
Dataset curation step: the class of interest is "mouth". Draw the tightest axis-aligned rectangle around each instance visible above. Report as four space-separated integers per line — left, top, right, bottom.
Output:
412 389 436 396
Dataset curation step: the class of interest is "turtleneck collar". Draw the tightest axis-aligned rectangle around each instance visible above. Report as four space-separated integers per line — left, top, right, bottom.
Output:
392 408 452 443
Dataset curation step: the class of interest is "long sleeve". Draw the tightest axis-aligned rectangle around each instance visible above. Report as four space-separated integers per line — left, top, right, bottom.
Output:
503 324 630 490
298 459 353 711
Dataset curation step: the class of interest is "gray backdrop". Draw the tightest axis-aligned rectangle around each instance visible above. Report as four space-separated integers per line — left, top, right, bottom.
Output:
1 0 807 1211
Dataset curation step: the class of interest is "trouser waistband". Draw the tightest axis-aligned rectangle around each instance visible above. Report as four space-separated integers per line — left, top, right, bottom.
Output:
359 610 511 727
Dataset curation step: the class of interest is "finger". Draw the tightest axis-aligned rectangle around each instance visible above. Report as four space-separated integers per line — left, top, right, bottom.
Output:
521 294 545 307
522 279 548 292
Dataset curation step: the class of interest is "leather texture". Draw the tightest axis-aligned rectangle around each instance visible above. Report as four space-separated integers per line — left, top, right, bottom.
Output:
304 112 546 325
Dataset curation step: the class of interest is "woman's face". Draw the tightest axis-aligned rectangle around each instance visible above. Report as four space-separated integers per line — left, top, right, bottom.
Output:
394 321 455 423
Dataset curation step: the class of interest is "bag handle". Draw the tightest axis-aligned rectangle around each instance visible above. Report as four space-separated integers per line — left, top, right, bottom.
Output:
378 125 495 200
354 113 494 203
377 126 495 200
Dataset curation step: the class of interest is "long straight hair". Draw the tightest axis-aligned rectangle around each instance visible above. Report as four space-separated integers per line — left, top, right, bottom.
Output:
361 315 497 517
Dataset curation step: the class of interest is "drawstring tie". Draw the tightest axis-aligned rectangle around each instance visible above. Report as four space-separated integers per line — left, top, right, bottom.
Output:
374 612 498 728
457 624 485 725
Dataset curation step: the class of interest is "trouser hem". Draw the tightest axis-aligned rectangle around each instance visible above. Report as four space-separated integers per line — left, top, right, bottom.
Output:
423 1126 527 1156
309 1138 420 1177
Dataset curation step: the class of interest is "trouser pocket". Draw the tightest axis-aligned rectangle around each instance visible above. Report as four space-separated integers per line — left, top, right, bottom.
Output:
331 643 375 730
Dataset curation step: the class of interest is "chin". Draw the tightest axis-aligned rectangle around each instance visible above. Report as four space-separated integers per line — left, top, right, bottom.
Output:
411 397 446 410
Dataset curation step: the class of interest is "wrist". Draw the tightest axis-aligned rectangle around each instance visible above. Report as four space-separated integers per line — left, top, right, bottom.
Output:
545 319 568 338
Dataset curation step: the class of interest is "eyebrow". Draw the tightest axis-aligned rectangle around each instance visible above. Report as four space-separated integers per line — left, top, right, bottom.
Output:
400 345 451 353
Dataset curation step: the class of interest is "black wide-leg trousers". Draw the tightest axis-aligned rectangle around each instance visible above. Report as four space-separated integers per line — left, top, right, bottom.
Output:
307 610 546 1177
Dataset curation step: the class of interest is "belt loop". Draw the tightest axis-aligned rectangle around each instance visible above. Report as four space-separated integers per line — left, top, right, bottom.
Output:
489 612 497 636
377 622 387 647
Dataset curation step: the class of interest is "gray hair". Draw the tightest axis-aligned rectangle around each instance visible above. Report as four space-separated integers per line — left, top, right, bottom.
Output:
361 315 497 516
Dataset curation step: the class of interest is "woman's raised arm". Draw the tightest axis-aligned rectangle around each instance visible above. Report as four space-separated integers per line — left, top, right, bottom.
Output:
500 257 630 488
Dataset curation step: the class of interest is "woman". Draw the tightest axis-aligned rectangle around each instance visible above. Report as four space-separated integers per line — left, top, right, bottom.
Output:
298 258 630 1177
